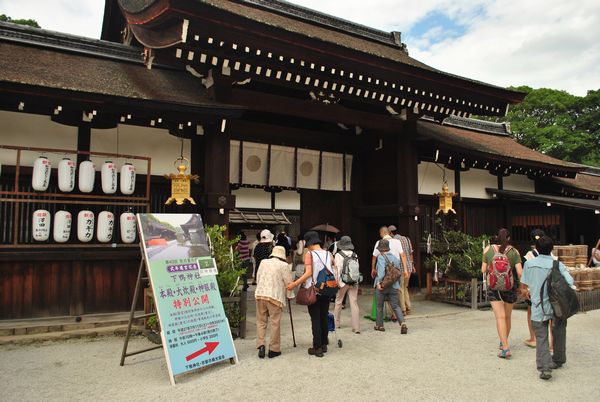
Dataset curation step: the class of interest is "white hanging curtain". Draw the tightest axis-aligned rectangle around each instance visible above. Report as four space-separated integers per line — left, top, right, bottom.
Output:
321 152 344 191
345 154 353 191
241 142 268 185
296 148 320 190
269 145 295 187
230 140 240 184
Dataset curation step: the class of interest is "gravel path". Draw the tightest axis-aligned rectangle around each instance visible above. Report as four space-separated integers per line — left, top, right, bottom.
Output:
1 296 599 401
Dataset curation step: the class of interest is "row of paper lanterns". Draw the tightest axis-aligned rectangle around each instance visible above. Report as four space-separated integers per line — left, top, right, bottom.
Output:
31 156 136 194
32 210 137 243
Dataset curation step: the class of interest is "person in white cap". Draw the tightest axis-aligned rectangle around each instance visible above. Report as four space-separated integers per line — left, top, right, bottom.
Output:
252 229 274 283
255 246 293 358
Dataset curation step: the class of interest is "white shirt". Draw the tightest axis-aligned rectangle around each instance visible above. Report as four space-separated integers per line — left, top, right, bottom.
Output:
372 235 404 259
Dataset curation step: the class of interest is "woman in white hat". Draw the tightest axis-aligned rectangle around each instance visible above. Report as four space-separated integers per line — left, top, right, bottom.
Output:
255 245 293 358
252 229 274 282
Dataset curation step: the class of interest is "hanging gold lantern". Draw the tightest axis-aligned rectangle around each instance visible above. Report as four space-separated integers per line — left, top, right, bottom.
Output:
164 157 199 205
435 181 457 215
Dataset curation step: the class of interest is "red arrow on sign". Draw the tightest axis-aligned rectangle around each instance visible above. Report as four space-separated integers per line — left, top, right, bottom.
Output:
185 341 219 361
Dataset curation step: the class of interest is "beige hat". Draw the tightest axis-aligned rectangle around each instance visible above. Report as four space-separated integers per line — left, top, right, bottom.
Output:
270 246 287 261
260 229 274 243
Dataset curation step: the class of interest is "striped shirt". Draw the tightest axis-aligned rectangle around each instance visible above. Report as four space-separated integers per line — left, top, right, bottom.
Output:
396 235 414 272
237 240 251 261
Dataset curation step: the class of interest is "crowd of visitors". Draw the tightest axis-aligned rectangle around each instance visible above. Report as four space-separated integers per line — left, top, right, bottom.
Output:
235 223 577 381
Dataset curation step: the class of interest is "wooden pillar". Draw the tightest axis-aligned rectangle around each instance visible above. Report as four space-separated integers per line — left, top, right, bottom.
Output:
198 123 235 227
77 125 91 164
396 120 421 285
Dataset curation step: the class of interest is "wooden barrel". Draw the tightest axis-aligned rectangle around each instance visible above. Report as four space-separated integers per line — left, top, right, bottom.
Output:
562 256 576 267
554 246 565 258
593 270 600 290
579 269 594 291
561 246 577 257
576 256 589 266
574 245 588 257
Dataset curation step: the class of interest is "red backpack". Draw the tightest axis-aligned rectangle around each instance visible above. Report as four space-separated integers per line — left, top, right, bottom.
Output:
487 245 514 291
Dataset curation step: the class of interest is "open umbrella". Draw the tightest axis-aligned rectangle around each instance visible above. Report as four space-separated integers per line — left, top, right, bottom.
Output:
310 223 340 234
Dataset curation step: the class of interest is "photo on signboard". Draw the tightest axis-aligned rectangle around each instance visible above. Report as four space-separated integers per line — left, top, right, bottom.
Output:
138 213 211 261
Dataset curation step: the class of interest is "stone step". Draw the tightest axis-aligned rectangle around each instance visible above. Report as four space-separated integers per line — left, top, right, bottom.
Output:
0 324 144 346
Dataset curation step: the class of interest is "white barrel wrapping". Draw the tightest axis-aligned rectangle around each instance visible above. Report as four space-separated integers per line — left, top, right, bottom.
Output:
101 161 117 194
32 156 51 191
77 210 95 242
120 163 136 195
32 209 51 241
57 158 76 192
97 211 115 243
78 160 95 193
53 210 72 243
120 212 137 243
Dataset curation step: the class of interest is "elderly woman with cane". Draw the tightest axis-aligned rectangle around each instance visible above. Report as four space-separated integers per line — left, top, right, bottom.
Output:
255 246 293 359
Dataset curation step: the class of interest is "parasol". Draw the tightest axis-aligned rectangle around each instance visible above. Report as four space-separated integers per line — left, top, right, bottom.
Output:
310 223 340 234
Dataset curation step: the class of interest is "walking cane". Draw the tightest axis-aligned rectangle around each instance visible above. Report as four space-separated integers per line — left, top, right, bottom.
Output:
288 299 297 347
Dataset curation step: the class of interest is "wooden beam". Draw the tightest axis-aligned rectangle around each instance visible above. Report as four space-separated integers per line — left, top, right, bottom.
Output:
221 88 402 132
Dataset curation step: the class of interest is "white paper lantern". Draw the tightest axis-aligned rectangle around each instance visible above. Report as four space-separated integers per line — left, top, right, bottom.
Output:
78 160 95 193
53 210 72 243
77 210 95 242
97 211 114 243
120 212 137 243
120 163 136 195
57 158 76 192
32 209 51 241
101 161 117 194
32 156 51 191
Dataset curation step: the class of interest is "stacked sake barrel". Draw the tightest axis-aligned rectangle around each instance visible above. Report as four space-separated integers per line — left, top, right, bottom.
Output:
555 245 587 268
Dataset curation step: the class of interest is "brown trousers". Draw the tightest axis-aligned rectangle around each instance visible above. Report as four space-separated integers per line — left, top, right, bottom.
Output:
256 299 283 352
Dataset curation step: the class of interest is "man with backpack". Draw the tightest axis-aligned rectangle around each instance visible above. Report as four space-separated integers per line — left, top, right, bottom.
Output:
333 236 362 334
373 239 408 334
520 236 575 380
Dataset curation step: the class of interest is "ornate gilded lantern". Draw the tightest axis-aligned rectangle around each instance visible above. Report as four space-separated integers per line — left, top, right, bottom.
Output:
435 181 457 214
164 157 199 205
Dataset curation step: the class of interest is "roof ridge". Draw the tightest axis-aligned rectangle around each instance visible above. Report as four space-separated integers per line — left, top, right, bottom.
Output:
442 115 511 136
230 0 407 51
0 20 143 64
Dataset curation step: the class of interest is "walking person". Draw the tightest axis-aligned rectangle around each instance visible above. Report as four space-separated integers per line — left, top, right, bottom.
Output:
253 229 274 283
481 228 523 358
390 225 415 315
520 236 574 380
333 236 361 334
250 232 261 285
373 239 408 334
286 231 333 357
255 246 293 359
371 226 409 321
236 232 252 291
522 229 547 348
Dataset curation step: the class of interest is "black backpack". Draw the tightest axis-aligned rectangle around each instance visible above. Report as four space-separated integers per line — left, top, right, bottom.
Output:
540 260 579 320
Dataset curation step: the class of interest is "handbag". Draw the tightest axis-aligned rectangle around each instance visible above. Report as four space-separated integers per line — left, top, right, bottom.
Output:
296 285 317 305
380 254 402 289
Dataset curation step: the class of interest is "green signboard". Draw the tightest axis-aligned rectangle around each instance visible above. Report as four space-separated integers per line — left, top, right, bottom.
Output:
137 213 238 385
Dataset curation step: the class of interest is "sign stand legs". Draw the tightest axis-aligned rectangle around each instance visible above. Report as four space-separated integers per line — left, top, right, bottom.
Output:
119 258 162 367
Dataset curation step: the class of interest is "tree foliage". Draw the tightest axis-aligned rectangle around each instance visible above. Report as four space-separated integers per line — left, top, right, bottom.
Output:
504 86 600 167
0 14 40 28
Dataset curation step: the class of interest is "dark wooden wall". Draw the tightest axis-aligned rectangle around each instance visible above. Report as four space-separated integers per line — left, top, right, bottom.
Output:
0 249 141 319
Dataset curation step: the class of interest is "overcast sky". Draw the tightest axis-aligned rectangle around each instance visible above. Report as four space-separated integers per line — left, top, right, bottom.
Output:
0 0 598 96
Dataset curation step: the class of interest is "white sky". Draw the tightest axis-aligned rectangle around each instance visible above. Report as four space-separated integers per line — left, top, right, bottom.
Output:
0 0 598 95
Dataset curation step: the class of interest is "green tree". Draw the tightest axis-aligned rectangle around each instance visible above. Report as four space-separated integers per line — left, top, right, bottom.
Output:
0 14 40 28
503 86 600 167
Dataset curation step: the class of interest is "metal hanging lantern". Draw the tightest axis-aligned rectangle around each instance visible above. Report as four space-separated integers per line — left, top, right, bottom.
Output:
435 181 457 215
164 157 199 205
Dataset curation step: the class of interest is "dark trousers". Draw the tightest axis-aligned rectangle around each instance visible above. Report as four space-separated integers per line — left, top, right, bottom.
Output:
308 295 330 349
532 318 567 371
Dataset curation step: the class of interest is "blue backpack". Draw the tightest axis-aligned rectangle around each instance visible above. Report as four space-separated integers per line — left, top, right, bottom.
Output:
313 251 338 298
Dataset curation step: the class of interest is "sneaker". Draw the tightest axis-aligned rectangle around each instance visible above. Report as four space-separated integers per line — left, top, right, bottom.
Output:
374 326 386 332
268 350 281 359
539 371 552 380
400 323 408 334
308 347 324 357
258 345 265 359
322 345 328 353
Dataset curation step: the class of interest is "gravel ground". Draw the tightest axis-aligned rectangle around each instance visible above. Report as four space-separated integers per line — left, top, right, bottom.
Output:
1 295 599 402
